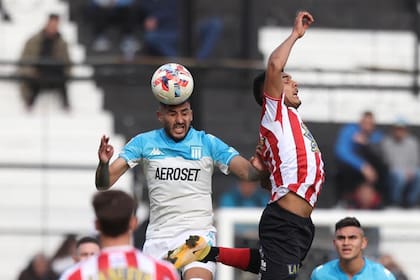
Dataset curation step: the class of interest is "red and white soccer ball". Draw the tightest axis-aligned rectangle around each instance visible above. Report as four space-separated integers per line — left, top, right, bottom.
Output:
151 63 194 105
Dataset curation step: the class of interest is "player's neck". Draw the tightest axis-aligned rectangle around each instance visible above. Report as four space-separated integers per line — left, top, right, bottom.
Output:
339 256 365 277
100 233 132 248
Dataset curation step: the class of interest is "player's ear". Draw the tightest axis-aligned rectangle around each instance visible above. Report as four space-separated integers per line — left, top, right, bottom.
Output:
157 110 163 123
361 236 368 250
129 216 138 231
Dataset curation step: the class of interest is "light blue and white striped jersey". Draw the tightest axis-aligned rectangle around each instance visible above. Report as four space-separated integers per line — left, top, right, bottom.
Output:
311 258 396 280
119 127 239 239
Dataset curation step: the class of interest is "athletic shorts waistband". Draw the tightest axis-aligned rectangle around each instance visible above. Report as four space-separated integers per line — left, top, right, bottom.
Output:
268 201 313 226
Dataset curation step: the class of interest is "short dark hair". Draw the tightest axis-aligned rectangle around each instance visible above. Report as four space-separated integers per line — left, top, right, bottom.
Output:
335 217 362 231
159 99 191 109
92 190 137 237
76 236 100 249
49 13 60 20
252 72 265 106
362 111 374 118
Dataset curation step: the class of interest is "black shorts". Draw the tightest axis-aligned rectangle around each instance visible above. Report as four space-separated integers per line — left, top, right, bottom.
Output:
258 202 315 280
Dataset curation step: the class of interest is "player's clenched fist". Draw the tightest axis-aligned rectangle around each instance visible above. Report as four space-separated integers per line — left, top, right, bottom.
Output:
293 11 314 38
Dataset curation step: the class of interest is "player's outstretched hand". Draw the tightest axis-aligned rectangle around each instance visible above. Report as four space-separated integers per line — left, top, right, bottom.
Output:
98 135 114 163
293 11 314 38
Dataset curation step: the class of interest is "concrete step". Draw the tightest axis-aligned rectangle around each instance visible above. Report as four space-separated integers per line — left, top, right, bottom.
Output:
0 81 104 114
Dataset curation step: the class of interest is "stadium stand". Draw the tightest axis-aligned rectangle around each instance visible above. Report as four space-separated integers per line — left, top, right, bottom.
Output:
0 1 131 279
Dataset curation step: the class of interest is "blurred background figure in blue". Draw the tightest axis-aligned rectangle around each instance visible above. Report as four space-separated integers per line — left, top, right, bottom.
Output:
219 179 269 280
140 0 223 59
334 111 389 209
219 179 269 209
88 0 140 55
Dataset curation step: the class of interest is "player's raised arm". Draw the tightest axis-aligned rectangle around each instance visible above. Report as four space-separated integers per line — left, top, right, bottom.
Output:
95 135 128 190
264 11 314 99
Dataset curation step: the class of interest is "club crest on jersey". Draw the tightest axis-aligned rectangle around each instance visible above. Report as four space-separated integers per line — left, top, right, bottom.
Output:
302 123 320 152
190 146 202 159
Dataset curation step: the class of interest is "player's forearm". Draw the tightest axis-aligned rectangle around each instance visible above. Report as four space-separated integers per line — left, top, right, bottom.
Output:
95 161 111 190
267 32 300 73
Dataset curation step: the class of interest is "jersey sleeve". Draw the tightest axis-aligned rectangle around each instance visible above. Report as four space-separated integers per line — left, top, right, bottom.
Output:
119 135 144 168
382 266 397 280
206 133 239 174
310 266 323 280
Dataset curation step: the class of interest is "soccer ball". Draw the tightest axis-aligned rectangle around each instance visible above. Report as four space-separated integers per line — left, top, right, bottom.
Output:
151 63 194 105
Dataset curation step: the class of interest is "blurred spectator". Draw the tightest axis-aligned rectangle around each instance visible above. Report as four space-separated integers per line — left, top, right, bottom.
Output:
334 111 389 208
72 236 101 262
350 181 382 209
17 252 59 280
51 234 77 275
378 254 409 280
0 0 11 22
88 0 140 55
141 0 223 59
219 179 269 208
381 117 420 208
219 179 269 245
219 180 269 280
18 13 71 111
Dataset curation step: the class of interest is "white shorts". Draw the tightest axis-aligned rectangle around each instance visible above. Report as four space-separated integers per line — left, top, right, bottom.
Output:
143 229 217 276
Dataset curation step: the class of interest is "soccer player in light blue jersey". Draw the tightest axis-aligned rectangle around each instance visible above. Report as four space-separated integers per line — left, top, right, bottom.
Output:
310 217 396 280
95 98 264 280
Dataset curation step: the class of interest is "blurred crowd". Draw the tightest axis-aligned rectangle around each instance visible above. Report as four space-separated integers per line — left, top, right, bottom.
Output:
86 0 223 59
334 111 420 210
15 0 224 112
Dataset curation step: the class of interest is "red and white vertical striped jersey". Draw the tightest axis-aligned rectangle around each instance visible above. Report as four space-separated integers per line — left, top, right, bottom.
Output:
260 93 325 207
59 246 180 280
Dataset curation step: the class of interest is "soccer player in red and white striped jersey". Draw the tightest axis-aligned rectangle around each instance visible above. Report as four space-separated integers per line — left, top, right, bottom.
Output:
253 10 325 280
60 190 179 280
165 11 325 280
